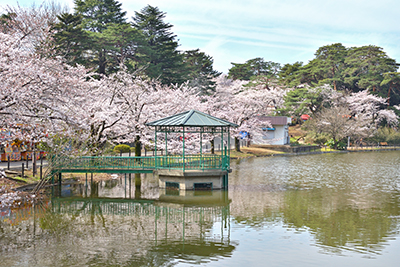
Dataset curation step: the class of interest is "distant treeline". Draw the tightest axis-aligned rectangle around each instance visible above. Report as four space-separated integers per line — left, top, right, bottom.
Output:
1 0 399 104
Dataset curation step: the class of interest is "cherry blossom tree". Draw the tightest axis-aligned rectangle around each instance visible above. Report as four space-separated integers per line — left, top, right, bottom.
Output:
0 21 203 156
85 69 203 155
304 105 370 149
304 89 399 148
204 75 286 151
344 90 398 127
0 29 92 140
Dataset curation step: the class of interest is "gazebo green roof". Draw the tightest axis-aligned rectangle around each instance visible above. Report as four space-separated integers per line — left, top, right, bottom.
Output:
146 110 238 127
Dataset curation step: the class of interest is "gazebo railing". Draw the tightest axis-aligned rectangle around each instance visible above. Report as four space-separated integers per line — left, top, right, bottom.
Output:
51 154 228 172
156 154 225 170
56 156 156 170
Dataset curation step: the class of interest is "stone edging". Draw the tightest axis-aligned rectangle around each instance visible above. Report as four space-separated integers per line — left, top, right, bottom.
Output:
270 147 400 157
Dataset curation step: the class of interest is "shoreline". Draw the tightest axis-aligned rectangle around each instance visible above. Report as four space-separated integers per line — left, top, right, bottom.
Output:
232 146 400 158
2 146 400 195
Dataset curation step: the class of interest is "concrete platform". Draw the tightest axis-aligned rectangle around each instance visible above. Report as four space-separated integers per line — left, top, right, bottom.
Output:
157 189 230 206
154 169 228 190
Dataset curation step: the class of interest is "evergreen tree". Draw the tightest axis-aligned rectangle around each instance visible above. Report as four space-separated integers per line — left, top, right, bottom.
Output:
183 49 221 94
278 44 400 106
279 61 303 87
313 43 347 90
228 62 253 80
280 86 333 117
52 13 90 66
74 0 126 32
228 58 280 81
132 5 186 85
381 72 400 105
101 23 145 73
0 13 17 33
343 45 399 93
72 0 132 75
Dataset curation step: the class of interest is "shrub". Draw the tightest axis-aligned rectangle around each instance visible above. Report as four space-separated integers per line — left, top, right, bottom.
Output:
290 137 299 145
303 132 329 146
368 127 400 144
313 134 329 146
113 144 131 153
324 138 346 150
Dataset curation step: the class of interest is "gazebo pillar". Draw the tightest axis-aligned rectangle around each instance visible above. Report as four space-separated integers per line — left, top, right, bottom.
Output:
200 128 203 155
182 127 185 172
221 126 224 157
165 131 167 156
154 129 158 168
146 110 238 191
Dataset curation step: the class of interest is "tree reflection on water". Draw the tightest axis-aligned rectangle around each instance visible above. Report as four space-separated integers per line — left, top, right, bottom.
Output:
1 151 400 266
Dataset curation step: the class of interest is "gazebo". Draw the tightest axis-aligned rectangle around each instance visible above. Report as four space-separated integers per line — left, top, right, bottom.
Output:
146 109 238 190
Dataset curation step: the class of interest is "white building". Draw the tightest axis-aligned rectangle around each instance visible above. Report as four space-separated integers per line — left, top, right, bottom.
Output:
252 116 291 145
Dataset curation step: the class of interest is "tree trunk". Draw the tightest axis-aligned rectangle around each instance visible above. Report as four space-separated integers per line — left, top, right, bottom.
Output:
98 49 106 75
210 139 214 154
134 136 141 157
235 137 241 152
134 173 141 199
333 80 337 91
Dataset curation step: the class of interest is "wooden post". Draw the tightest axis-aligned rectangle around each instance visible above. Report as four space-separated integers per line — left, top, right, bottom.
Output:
33 151 36 177
22 163 24 178
58 173 62 197
58 173 62 187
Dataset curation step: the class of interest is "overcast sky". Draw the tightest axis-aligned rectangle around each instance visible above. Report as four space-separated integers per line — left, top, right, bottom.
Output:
2 0 400 73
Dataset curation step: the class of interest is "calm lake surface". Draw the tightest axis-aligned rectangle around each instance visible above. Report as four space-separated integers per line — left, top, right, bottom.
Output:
1 151 400 266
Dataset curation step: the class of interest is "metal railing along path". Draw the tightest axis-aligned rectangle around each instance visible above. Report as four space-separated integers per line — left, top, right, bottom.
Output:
51 154 229 173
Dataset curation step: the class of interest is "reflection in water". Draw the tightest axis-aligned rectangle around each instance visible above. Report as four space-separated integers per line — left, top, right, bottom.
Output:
0 179 233 266
48 195 233 265
281 189 400 254
228 152 400 256
1 151 400 266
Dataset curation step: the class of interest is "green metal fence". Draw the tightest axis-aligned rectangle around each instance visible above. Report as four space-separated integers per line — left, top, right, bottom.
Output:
52 154 229 173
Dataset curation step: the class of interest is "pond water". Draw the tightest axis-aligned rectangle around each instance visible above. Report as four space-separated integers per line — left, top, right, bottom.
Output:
1 151 400 266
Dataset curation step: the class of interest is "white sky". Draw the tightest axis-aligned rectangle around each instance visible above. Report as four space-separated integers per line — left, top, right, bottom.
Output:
2 0 400 73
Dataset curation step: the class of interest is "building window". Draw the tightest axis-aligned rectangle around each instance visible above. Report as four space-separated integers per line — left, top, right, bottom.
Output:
194 183 213 190
166 182 179 190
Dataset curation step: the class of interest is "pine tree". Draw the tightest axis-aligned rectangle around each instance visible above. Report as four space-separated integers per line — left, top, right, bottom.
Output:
132 5 185 84
72 0 130 75
183 49 221 95
52 13 90 66
343 45 399 93
312 43 347 90
228 58 280 81
74 0 126 33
